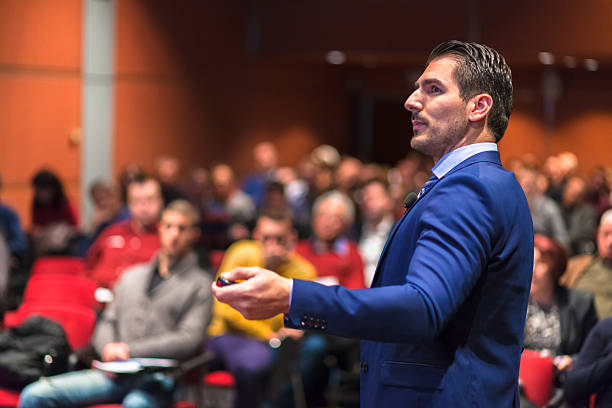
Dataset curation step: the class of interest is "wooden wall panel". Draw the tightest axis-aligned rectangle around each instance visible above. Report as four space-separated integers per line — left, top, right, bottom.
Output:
0 0 81 228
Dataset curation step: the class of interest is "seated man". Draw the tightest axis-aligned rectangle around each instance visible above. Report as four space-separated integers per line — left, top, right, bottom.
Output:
207 211 315 408
19 200 214 408
296 190 365 289
84 175 163 288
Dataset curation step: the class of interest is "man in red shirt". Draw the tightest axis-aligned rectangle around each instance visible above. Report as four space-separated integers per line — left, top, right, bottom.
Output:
84 176 163 288
296 190 365 289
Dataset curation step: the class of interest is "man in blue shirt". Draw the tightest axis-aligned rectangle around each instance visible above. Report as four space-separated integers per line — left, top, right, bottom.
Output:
213 40 534 407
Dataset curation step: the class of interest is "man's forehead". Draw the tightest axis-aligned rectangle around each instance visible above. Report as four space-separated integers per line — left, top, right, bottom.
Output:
415 56 458 87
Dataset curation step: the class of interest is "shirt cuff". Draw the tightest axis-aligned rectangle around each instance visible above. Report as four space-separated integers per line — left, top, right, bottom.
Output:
288 278 294 311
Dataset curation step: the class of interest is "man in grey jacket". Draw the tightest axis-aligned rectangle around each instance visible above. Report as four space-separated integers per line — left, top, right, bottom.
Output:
19 199 213 408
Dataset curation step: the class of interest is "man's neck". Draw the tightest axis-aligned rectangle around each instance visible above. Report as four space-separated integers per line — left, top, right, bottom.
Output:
131 219 155 234
433 130 495 164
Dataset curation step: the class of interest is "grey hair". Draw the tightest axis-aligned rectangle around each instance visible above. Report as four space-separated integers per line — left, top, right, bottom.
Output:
312 190 355 226
601 209 612 226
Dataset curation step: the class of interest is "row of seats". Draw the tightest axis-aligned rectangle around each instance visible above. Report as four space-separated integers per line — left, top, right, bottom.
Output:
0 256 236 408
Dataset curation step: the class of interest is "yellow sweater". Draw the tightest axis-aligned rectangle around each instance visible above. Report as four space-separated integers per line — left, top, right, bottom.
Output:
208 240 316 341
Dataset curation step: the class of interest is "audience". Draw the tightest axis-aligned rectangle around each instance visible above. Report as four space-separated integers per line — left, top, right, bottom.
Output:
1 142 611 406
18 199 213 408
563 209 612 318
84 176 163 288
207 211 316 408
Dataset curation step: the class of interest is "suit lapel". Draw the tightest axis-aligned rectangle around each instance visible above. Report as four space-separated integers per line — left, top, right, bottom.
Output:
369 150 502 288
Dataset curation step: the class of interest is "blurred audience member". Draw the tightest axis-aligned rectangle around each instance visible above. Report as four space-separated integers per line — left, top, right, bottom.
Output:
276 166 311 237
310 144 341 198
203 164 255 249
184 167 212 212
335 156 363 198
545 152 578 204
563 316 612 407
118 163 146 205
30 169 78 256
358 180 394 287
561 176 598 255
0 235 9 313
524 235 597 373
296 191 365 289
585 166 612 218
86 180 130 244
84 176 163 288
563 209 612 318
518 165 570 250
0 173 28 259
19 200 213 408
156 155 187 205
208 211 316 408
242 141 279 208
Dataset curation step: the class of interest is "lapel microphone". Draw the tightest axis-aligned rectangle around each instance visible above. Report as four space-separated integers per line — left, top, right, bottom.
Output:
403 192 418 211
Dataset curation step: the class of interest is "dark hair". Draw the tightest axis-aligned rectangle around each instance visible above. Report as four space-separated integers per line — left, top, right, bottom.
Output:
31 169 68 207
258 209 294 226
427 40 513 142
533 234 567 284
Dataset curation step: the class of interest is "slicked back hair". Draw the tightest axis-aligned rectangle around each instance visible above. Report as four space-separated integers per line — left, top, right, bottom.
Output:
427 40 513 142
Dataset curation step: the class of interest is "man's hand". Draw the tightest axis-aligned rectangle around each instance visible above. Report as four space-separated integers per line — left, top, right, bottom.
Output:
211 266 291 320
553 355 573 371
102 342 130 362
275 327 304 341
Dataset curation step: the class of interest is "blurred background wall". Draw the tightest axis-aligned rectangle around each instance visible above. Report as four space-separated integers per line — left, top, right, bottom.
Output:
1 0 611 226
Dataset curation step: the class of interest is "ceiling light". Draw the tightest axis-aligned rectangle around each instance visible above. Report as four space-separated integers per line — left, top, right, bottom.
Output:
538 52 555 65
584 59 599 71
326 51 346 65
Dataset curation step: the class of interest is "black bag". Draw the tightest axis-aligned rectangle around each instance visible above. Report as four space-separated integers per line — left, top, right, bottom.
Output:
0 315 72 390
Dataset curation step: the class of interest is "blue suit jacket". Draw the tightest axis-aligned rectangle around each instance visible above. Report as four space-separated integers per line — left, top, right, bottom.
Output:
285 151 534 407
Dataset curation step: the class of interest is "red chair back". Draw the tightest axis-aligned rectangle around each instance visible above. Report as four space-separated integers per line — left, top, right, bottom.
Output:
23 274 99 309
31 256 85 277
519 349 554 407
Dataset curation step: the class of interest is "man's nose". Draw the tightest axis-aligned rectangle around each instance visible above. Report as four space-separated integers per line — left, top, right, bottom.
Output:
404 90 422 113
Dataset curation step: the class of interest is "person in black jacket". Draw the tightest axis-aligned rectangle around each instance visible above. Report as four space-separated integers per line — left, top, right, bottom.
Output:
564 317 612 407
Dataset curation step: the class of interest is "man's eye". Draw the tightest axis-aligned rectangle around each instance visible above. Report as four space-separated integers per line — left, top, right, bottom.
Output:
431 85 442 93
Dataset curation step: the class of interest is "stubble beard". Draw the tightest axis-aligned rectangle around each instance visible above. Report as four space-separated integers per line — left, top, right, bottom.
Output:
410 117 469 160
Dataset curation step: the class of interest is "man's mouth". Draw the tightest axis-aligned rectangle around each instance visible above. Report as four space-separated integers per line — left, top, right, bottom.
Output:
411 120 426 131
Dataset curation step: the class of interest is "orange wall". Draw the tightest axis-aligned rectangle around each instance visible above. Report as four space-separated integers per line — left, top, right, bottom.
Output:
2 1 611 230
0 0 82 228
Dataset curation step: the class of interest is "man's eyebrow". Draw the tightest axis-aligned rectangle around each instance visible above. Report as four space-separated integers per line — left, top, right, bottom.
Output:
415 78 443 89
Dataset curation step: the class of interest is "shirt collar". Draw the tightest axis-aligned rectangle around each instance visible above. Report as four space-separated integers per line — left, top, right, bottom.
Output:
432 143 498 179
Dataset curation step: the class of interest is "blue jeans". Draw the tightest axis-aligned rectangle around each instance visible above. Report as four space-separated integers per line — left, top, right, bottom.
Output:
18 369 175 408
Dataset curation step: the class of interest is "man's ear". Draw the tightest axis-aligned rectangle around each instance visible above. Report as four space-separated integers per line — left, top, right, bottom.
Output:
468 93 493 123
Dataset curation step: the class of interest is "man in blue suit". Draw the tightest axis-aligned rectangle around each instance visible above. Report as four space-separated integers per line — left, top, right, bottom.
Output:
213 40 534 407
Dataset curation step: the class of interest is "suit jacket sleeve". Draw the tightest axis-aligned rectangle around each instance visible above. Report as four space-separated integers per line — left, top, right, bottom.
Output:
286 174 496 342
